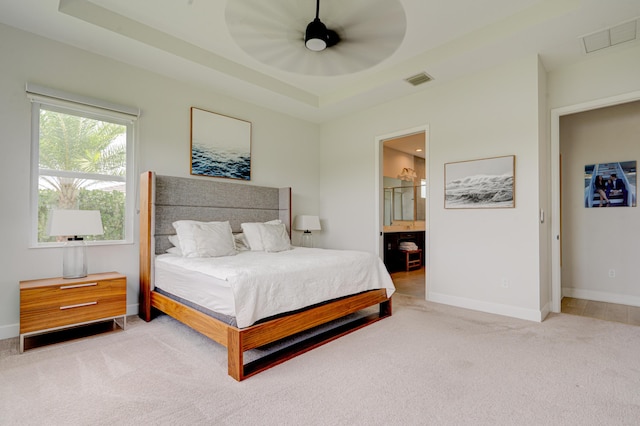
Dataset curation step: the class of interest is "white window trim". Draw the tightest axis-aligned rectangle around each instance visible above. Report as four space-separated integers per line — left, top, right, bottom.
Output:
28 84 139 248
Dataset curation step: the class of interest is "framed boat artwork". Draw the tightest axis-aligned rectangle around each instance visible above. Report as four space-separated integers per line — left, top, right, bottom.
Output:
190 107 251 180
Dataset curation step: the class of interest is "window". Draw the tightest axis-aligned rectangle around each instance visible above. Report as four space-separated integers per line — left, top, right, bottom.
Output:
28 85 139 246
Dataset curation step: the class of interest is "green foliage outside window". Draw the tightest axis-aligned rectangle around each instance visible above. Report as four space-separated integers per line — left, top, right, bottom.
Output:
38 188 125 242
36 108 128 243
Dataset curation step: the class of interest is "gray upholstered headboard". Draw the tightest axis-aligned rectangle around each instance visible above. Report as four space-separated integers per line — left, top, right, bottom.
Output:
151 173 291 255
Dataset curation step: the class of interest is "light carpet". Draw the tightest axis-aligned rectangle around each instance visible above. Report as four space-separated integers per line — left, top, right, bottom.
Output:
1 294 639 425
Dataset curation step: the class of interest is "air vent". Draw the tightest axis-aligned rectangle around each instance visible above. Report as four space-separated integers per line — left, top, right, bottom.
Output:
582 19 638 54
405 72 433 86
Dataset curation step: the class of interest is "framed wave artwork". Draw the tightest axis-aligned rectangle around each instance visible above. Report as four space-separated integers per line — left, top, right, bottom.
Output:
190 107 251 180
445 155 515 209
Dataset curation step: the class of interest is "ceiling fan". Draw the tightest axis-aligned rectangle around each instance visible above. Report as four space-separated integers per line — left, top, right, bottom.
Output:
225 0 406 76
304 0 340 52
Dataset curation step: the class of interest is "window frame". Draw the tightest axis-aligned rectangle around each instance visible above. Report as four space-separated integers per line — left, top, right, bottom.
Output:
28 85 139 248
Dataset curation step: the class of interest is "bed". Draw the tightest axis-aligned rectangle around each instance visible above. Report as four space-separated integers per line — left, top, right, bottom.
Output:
139 171 393 381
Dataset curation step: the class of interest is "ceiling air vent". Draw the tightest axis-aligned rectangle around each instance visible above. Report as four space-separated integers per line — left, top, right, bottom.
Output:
405 72 433 86
582 19 638 54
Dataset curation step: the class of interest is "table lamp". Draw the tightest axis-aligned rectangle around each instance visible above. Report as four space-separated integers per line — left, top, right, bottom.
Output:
47 209 104 279
293 215 321 248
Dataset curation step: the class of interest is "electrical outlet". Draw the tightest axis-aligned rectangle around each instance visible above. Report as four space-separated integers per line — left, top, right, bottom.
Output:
608 269 616 278
501 278 509 288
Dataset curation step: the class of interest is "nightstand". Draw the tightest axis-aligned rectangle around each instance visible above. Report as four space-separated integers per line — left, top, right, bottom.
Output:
19 272 127 353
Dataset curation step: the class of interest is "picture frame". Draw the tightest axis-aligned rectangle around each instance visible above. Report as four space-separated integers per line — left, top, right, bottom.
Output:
190 107 251 180
584 161 636 208
445 155 515 209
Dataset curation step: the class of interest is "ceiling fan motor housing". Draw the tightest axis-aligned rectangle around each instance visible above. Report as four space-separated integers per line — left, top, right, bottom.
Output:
305 18 328 51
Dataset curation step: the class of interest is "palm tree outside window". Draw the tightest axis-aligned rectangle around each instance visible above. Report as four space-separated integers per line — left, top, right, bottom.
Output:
28 86 138 246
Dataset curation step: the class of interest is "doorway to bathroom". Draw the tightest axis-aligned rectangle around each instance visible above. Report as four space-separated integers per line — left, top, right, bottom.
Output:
376 126 428 299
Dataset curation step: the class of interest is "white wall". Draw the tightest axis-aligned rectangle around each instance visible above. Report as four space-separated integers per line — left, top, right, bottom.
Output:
547 43 640 111
383 146 414 178
0 24 319 339
560 101 640 305
320 55 546 321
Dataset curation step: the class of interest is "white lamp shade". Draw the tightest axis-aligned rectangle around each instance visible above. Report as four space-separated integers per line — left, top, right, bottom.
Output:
293 215 321 232
47 209 104 237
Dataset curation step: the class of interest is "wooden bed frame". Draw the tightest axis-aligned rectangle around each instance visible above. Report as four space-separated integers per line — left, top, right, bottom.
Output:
139 171 392 381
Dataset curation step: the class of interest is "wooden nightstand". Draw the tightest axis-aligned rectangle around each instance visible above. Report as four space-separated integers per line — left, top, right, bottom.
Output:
19 272 127 353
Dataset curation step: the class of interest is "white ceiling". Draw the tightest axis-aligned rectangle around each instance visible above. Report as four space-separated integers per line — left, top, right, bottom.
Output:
385 133 426 159
1 0 639 123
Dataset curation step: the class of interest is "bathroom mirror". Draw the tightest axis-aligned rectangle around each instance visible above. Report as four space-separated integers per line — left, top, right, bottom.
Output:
383 177 426 225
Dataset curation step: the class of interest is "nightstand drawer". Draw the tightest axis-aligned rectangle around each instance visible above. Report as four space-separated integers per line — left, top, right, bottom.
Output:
19 273 127 335
20 294 125 334
20 278 125 312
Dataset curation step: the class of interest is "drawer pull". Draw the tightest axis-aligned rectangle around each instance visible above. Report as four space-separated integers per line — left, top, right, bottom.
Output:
60 301 97 310
60 282 98 290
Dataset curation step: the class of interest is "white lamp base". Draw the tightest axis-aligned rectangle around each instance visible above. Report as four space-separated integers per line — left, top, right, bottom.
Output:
62 239 88 279
300 231 314 248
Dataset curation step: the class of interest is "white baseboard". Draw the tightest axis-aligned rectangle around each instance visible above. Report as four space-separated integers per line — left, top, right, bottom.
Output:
127 303 139 317
540 300 552 320
562 287 640 307
428 292 544 322
0 323 19 340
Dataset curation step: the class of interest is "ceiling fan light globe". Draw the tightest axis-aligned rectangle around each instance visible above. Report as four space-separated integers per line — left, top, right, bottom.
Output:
306 38 326 51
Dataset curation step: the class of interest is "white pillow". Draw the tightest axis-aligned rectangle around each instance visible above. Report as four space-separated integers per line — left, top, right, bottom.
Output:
168 234 181 249
166 235 183 255
172 220 236 258
259 223 291 252
241 220 282 251
166 246 182 256
233 233 250 251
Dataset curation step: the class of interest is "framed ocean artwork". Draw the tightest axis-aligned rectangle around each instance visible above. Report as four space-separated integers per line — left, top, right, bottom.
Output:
190 107 251 180
445 155 515 209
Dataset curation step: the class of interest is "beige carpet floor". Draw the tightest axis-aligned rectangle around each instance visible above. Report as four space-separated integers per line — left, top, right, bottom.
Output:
1 294 639 425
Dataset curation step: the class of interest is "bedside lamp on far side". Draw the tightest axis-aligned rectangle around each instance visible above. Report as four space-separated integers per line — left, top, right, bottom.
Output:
47 209 104 279
293 215 321 248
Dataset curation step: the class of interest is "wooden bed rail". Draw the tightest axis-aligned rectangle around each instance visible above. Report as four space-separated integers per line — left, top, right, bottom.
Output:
228 290 392 381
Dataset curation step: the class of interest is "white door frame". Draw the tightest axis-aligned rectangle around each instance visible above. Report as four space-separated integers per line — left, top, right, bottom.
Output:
551 90 640 312
375 124 430 296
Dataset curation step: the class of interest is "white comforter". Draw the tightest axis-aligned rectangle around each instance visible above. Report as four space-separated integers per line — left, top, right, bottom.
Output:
156 247 395 328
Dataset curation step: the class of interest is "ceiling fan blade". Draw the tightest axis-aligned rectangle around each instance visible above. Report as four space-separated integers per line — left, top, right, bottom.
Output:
226 0 406 76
